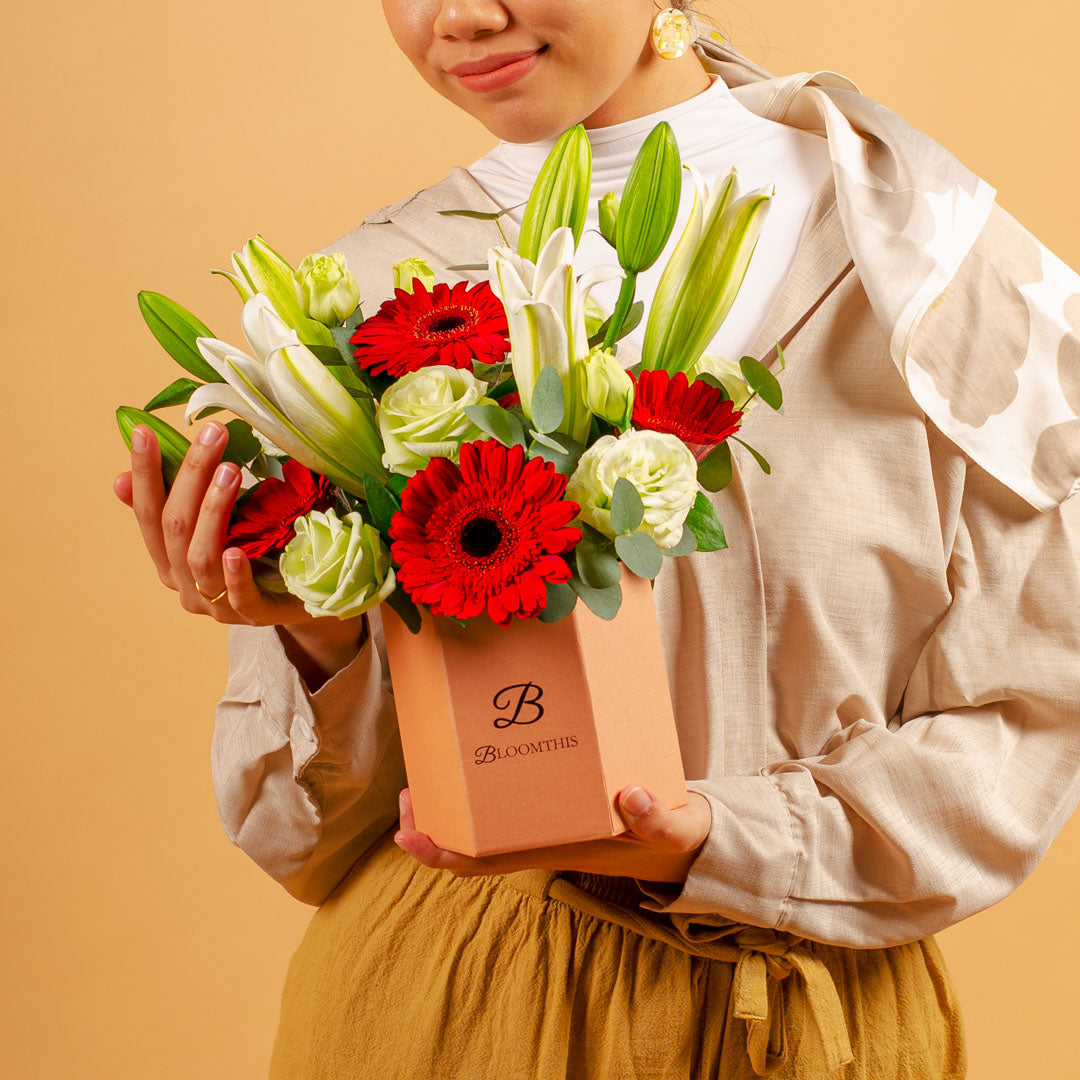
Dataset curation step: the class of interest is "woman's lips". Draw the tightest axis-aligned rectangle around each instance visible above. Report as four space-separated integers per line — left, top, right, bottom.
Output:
452 47 545 93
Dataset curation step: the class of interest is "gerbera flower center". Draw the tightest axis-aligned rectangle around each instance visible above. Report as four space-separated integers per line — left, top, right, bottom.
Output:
416 306 476 341
459 515 503 558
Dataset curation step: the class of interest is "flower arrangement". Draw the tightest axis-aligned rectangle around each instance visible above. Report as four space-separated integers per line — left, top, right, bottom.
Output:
117 120 783 632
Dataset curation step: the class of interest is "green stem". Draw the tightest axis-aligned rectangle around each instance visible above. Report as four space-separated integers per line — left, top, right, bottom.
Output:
602 270 639 351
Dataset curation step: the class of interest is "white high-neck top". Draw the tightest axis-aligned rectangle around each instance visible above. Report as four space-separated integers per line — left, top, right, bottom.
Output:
464 72 832 366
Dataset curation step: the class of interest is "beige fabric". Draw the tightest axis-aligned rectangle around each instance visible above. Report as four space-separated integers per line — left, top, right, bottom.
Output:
210 41 1080 948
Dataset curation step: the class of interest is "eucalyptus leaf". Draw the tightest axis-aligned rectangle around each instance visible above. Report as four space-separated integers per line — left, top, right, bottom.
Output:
362 473 402 536
528 430 568 453
614 531 663 579
538 581 578 623
465 403 526 448
575 531 622 589
739 355 783 410
569 576 622 620
219 419 262 467
248 453 285 481
385 587 423 635
610 477 644 534
684 492 727 552
732 436 771 474
531 364 565 433
527 433 585 476
144 377 202 412
697 440 733 492
692 372 732 398
662 526 698 557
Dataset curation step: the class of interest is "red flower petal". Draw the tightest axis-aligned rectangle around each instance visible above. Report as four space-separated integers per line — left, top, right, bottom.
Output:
631 369 744 446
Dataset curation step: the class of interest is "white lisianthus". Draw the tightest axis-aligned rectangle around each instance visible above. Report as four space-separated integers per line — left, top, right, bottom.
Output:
692 353 756 411
294 252 361 326
566 429 698 549
580 347 634 430
377 366 496 476
279 508 396 619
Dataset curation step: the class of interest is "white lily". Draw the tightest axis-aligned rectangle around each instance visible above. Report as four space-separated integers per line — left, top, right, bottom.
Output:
185 294 387 494
641 164 773 373
488 226 624 445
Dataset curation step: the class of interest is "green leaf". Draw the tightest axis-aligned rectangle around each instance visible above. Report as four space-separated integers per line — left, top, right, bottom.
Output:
739 355 783 410
615 531 663 578
575 529 621 589
775 341 787 372
248 453 285 481
588 299 644 349
528 430 568 453
527 434 585 477
388 474 408 497
137 291 222 383
143 377 202 412
464 403 526 448
697 440 733 492
732 436 771 474
538 581 578 623
684 492 727 553
115 406 191 489
610 477 644 534
193 405 225 420
330 307 365 365
219 420 262 467
385 588 423 635
662 526 698 557
438 202 525 220
692 371 731 398
569 576 622 620
362 473 402 536
531 364 565 434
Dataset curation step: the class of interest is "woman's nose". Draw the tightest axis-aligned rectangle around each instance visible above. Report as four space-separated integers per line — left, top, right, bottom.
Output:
432 0 510 41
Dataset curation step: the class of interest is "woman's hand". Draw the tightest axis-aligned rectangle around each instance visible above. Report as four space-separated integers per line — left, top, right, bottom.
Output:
393 784 712 886
112 421 356 641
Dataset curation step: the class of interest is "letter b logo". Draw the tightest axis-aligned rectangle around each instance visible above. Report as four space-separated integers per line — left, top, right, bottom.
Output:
493 683 544 728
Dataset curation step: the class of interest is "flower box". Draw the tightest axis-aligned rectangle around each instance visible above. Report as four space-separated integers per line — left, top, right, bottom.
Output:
381 565 687 857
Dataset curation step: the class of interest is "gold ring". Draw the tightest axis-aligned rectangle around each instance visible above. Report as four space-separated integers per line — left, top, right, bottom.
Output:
195 580 228 604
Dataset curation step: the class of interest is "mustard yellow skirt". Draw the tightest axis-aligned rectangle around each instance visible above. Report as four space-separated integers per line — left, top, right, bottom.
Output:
269 828 966 1079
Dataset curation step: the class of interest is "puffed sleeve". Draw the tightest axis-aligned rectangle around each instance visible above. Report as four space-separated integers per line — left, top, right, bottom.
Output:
635 461 1080 948
210 609 406 907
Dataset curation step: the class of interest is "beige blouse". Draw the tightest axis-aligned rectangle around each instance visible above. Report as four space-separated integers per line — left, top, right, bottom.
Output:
210 43 1080 950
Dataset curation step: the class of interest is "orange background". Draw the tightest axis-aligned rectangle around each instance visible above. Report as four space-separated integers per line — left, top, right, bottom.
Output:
4 1 1078 1075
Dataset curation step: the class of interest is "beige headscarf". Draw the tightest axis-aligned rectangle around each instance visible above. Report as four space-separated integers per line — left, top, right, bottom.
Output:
691 32 1080 510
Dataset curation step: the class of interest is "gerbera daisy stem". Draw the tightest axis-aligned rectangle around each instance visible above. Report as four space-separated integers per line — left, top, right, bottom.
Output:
602 270 639 351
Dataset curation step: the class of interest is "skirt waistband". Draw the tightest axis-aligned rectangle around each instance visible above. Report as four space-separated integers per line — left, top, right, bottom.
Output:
496 864 855 1076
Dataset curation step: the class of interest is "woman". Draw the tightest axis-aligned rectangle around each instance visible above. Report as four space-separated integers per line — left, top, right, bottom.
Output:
113 2 1080 1077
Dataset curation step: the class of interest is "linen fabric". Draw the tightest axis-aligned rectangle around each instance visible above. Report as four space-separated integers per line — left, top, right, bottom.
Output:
206 31 1080 1076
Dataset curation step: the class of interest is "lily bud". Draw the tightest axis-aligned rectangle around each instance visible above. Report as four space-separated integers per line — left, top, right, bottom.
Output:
517 124 592 262
294 252 361 326
615 121 682 273
642 164 773 373
598 192 620 247
581 348 635 430
392 257 436 295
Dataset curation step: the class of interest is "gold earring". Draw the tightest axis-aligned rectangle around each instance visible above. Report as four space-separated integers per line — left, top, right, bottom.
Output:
651 6 693 60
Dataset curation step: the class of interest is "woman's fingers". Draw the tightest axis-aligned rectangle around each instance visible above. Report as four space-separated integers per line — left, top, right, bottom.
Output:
187 460 242 602
113 471 134 507
128 426 174 586
160 421 230 608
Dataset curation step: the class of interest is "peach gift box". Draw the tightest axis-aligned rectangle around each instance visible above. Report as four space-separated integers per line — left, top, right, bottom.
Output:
381 566 687 857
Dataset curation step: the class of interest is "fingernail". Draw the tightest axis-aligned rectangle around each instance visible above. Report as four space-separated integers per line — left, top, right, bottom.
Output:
214 463 236 488
132 428 147 453
623 787 652 815
224 550 242 572
198 422 222 446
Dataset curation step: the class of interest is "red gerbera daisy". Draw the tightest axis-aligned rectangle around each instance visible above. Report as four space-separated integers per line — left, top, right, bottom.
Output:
631 369 744 456
349 279 510 378
388 440 582 627
225 458 335 560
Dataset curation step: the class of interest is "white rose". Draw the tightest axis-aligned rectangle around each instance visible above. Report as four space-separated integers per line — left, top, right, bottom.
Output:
566 428 698 549
376 366 495 476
